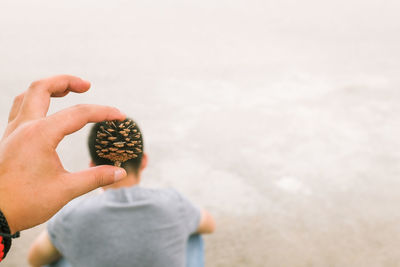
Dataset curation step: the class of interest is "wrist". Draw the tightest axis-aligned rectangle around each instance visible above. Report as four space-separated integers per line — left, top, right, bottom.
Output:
0 200 17 235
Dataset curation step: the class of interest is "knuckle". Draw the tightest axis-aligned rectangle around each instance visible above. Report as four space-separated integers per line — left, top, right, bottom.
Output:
94 167 113 187
110 107 120 114
22 119 49 139
26 120 46 135
15 120 41 139
35 118 48 129
29 79 44 90
95 173 107 187
105 107 121 120
73 104 90 112
105 107 117 119
13 93 24 105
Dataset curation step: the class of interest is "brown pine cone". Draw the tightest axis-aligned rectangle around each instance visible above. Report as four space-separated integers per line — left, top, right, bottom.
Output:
95 119 143 167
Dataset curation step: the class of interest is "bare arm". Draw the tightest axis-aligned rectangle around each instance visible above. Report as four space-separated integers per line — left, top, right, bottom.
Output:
28 230 61 267
196 209 216 234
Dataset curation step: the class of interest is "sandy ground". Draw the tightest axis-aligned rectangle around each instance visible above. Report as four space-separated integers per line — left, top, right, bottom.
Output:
1 0 400 266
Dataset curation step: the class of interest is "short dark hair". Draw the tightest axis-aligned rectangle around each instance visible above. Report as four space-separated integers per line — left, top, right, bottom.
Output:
88 118 144 174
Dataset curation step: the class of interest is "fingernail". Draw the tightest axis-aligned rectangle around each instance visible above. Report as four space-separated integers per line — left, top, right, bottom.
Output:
114 169 126 181
120 111 126 118
117 110 126 120
81 79 91 87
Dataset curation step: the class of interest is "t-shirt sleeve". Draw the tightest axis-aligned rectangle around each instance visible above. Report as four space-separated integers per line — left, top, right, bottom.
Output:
47 207 67 253
47 198 81 254
173 191 201 235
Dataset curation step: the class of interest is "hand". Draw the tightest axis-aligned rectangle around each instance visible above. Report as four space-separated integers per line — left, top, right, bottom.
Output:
0 75 127 233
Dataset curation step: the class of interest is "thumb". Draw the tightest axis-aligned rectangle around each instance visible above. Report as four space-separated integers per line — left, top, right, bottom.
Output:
66 166 127 199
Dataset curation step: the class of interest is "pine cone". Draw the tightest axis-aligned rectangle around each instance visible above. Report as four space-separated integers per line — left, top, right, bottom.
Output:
95 119 143 167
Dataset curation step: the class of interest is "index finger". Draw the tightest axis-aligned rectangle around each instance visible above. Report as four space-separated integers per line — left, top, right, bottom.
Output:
18 75 91 121
44 104 126 147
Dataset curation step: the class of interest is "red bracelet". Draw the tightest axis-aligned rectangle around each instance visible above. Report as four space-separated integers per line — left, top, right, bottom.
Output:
0 236 4 262
0 208 17 261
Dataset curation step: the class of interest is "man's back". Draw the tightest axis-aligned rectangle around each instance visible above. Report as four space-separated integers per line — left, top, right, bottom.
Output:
48 187 200 267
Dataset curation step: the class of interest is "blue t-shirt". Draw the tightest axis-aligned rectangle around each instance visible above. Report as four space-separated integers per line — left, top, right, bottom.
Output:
47 187 201 267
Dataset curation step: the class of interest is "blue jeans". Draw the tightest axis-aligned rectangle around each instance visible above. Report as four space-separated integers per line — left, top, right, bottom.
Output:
48 234 204 267
186 234 205 267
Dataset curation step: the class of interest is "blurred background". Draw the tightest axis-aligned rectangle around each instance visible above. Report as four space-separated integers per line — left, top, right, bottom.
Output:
1 0 399 266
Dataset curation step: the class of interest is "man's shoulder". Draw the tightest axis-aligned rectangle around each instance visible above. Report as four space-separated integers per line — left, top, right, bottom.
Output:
48 192 103 224
138 187 182 199
115 186 181 200
114 187 183 206
49 187 188 225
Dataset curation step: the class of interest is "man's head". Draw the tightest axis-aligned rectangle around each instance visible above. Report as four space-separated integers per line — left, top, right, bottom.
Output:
88 118 146 176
